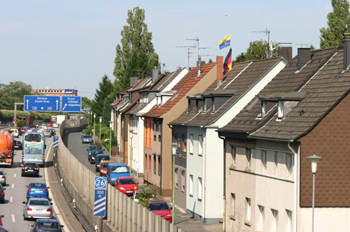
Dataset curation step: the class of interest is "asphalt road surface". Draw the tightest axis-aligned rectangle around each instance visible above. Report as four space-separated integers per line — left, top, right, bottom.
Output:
0 131 56 231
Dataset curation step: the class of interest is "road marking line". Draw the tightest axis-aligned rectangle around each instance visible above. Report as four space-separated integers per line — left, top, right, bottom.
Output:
11 184 14 188
14 173 16 178
11 214 15 222
10 196 13 203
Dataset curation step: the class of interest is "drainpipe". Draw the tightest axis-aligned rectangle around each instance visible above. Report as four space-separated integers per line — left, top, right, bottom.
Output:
218 134 226 232
288 141 298 232
200 126 206 223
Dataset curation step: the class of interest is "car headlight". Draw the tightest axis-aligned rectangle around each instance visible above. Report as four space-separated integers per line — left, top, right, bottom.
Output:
119 187 124 190
92 157 95 159
167 214 172 217
134 186 138 190
111 178 115 180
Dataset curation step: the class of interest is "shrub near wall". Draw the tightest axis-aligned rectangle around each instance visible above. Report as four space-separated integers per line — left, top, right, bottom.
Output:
0 109 54 122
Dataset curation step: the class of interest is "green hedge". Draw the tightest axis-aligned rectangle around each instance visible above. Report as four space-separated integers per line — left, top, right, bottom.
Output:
0 109 55 122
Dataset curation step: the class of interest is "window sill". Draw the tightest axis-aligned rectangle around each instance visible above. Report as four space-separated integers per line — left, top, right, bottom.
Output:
189 194 193 197
198 198 202 202
244 220 251 227
229 215 236 221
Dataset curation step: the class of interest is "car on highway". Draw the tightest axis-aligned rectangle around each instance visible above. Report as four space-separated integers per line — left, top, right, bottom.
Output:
48 129 56 136
10 129 19 138
43 129 51 138
20 126 30 134
114 177 139 196
13 140 22 150
28 219 64 232
82 135 93 144
106 163 130 186
26 182 49 200
95 154 110 172
0 185 5 203
146 200 172 222
23 198 52 220
99 160 113 177
22 162 40 177
0 170 6 186
89 149 104 164
46 122 53 127
87 144 103 156
52 123 58 128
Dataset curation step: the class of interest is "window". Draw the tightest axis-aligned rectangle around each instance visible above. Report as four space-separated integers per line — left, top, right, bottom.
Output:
258 205 265 230
181 170 185 192
158 123 161 141
158 156 161 175
245 198 251 222
261 150 267 172
153 123 157 141
231 146 236 166
189 175 193 196
153 155 156 174
230 193 236 219
286 210 292 232
149 155 151 171
286 153 293 177
246 148 252 169
198 177 202 200
272 209 278 232
175 168 178 189
145 154 148 169
275 151 278 176
189 134 194 154
198 135 203 156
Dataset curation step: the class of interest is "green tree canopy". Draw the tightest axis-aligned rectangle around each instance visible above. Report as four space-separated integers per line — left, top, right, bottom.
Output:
0 81 32 110
102 97 112 124
91 75 114 117
320 0 350 48
233 40 278 64
113 7 160 92
82 97 93 109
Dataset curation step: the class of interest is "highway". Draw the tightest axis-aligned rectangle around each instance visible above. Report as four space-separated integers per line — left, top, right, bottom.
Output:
0 132 56 231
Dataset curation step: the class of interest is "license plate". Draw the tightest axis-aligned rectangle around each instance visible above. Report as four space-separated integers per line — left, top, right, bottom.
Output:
28 170 33 172
126 191 132 193
35 209 44 212
35 191 43 193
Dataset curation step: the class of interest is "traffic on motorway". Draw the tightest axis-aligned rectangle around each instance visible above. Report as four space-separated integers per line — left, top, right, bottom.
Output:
0 124 64 231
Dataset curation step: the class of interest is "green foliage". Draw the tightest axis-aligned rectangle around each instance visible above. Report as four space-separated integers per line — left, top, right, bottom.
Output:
82 97 93 109
113 7 160 92
137 184 159 207
208 58 213 63
310 44 316 50
245 40 278 61
0 110 54 123
17 120 26 127
320 0 350 48
102 97 112 124
91 75 114 117
33 120 42 125
233 52 246 63
0 81 32 110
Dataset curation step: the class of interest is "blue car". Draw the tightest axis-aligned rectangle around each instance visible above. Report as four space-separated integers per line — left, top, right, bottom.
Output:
27 182 49 200
90 149 104 164
106 163 130 186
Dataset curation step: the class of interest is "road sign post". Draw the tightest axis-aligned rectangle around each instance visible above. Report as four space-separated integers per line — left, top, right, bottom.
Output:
61 96 81 112
94 177 107 217
24 96 61 112
53 136 59 149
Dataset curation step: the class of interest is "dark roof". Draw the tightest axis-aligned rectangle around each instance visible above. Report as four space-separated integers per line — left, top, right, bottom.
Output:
218 47 339 136
250 48 350 141
170 57 284 126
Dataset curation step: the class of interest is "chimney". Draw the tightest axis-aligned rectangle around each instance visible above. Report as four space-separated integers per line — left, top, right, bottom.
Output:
197 56 202 77
216 56 224 86
130 76 138 87
297 48 311 70
344 39 350 70
278 46 292 63
152 68 159 83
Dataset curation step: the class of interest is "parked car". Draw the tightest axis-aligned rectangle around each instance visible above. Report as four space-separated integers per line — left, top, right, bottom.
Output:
10 129 19 138
0 171 6 186
28 219 64 232
0 185 5 203
13 140 22 150
22 163 40 177
146 200 172 222
81 129 85 139
114 177 139 196
23 198 52 220
82 135 93 144
0 215 3 226
89 149 104 164
87 144 103 156
26 182 49 200
99 160 113 177
95 154 110 172
106 163 130 186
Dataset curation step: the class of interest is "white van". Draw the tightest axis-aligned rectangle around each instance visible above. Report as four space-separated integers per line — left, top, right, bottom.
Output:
10 129 19 138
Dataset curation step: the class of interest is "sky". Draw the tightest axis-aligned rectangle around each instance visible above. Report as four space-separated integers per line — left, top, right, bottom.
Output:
0 0 332 100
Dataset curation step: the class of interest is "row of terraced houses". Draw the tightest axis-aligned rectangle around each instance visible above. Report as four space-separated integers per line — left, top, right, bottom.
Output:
110 41 350 232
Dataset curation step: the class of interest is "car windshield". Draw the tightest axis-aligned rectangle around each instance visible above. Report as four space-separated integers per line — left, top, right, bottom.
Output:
31 183 45 188
111 166 128 173
24 134 42 142
120 179 135 185
25 163 37 168
148 203 169 211
29 200 49 206
83 135 91 138
91 145 102 150
97 157 109 163
101 163 110 168
37 222 60 231
0 171 3 175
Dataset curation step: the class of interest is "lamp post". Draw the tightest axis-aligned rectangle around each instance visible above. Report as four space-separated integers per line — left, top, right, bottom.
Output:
93 114 96 142
170 142 177 225
109 121 113 158
307 154 322 232
99 116 102 143
129 129 134 176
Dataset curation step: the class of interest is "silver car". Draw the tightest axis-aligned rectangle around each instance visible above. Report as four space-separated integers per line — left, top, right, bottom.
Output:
0 171 5 186
44 129 51 137
23 198 52 220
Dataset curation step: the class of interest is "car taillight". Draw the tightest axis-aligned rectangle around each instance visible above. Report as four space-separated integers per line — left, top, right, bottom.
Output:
43 154 45 161
27 208 32 211
34 168 38 170
28 189 31 192
22 167 27 170
1 176 4 179
0 191 3 196
22 153 24 159
45 189 48 193
47 209 51 212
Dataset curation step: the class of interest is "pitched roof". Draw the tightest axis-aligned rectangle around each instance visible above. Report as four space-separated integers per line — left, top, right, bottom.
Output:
218 47 338 135
250 48 350 141
170 57 283 126
144 62 217 118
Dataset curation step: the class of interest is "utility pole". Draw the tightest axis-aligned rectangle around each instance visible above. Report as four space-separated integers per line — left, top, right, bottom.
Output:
176 46 196 69
252 29 271 57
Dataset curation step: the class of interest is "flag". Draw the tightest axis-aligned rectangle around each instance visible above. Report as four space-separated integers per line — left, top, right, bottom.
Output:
218 34 231 50
224 48 232 74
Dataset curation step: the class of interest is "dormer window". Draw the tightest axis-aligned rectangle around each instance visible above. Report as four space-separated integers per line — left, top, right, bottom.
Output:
212 96 231 113
204 97 213 113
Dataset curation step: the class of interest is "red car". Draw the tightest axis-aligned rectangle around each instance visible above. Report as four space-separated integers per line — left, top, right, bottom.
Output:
146 200 172 222
114 177 139 196
0 214 3 226
99 161 113 177
46 122 53 127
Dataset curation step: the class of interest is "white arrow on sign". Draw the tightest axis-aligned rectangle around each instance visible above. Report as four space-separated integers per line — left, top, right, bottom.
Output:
56 100 59 110
26 99 29 110
41 107 44 110
63 104 67 110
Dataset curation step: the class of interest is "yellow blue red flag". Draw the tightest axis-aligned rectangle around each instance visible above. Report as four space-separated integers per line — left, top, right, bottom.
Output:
218 34 231 50
224 48 232 74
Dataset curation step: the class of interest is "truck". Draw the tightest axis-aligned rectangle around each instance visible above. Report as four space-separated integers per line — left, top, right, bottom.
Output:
57 115 68 125
0 130 14 166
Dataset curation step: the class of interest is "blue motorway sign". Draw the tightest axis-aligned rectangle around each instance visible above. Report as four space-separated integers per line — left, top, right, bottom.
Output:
53 136 59 149
24 96 60 112
94 177 107 189
61 96 81 112
94 177 107 217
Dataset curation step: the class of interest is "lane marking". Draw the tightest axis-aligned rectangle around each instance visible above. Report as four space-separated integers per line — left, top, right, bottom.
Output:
14 173 16 178
11 214 15 223
11 184 14 188
10 196 12 203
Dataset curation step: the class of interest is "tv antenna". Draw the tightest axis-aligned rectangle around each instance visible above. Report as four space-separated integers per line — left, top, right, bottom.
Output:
186 37 209 58
252 29 272 57
176 45 196 69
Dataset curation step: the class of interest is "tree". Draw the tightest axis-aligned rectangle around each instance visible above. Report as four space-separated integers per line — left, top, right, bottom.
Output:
320 0 350 48
245 40 278 61
82 97 93 109
208 58 213 63
102 97 112 124
233 52 246 63
91 75 114 117
0 81 32 110
113 7 160 92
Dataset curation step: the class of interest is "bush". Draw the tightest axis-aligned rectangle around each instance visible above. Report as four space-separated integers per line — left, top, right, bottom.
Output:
17 120 26 128
138 184 159 207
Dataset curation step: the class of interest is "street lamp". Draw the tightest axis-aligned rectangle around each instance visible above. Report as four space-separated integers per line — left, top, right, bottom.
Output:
109 121 113 158
93 114 96 142
99 116 103 143
170 142 177 225
129 129 134 176
307 154 322 232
